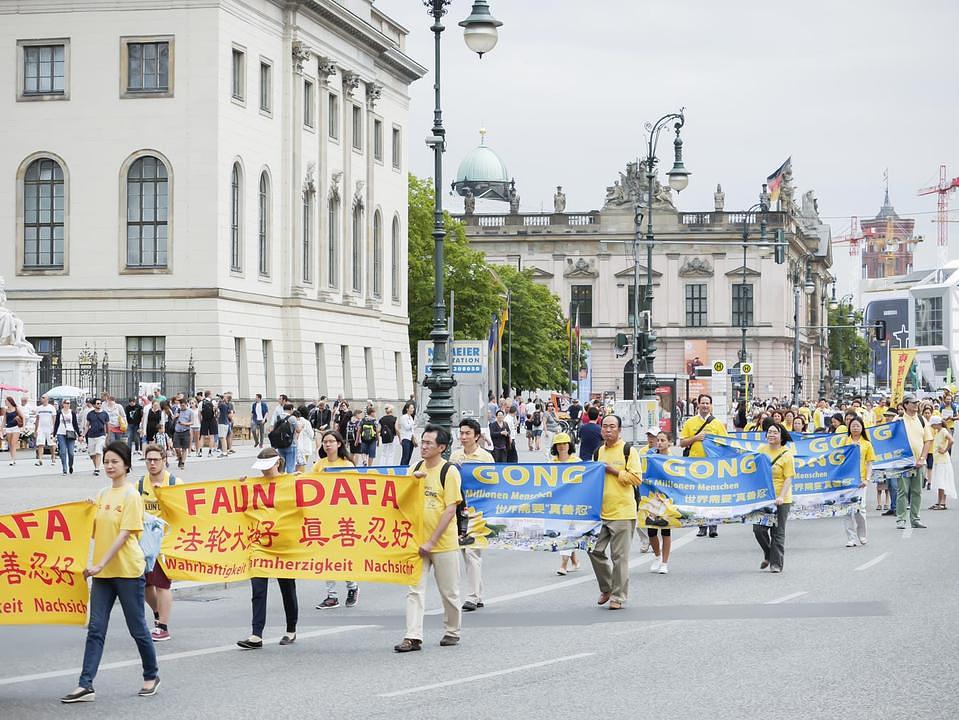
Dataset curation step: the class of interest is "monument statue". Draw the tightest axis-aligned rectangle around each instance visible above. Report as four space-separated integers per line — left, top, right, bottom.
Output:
603 159 674 210
780 164 796 214
508 180 520 214
0 277 34 351
463 187 475 215
714 183 725 211
553 186 566 213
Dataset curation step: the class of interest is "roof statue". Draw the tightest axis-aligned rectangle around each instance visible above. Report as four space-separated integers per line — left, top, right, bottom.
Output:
714 183 725 211
554 186 566 213
603 160 675 211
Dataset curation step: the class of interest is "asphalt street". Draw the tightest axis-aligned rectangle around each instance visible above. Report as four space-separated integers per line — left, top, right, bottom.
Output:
1 443 958 719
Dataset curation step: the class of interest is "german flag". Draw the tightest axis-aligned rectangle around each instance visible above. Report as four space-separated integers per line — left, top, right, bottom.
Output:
766 157 791 205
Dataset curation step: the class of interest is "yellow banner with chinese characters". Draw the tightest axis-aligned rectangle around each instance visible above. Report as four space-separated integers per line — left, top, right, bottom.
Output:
890 348 917 407
0 501 96 625
154 472 423 585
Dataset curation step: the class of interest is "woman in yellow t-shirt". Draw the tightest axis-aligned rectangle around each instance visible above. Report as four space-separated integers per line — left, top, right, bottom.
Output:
550 432 581 575
61 442 159 704
753 423 795 574
646 431 674 575
840 417 874 547
929 416 956 510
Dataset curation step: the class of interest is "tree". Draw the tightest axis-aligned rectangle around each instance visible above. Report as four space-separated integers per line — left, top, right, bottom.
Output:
828 306 870 379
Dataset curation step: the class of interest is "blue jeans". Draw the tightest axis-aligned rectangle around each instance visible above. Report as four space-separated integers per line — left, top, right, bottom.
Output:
400 439 414 465
56 434 75 473
126 425 141 450
79 576 158 690
251 421 265 447
888 472 898 512
278 446 297 474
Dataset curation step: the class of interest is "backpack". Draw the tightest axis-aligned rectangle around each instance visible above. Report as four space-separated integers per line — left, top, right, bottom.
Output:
532 411 542 427
414 460 470 541
201 399 215 421
137 473 178 496
360 418 377 443
268 415 295 449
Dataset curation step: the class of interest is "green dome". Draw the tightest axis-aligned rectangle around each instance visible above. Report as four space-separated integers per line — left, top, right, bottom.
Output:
455 143 509 184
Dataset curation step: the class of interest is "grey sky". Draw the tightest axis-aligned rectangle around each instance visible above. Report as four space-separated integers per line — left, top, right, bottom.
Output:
382 0 959 294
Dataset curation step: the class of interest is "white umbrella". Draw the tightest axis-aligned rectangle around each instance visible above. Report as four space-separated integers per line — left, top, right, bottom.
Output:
45 385 89 399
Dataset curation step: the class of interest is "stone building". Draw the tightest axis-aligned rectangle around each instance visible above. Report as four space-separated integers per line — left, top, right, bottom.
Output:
1 0 424 402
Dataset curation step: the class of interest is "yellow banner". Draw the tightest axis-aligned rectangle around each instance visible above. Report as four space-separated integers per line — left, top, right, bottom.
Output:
890 348 917 407
0 501 95 625
154 472 423 585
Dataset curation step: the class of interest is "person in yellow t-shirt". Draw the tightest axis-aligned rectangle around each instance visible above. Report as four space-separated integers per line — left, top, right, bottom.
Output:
61 441 158 704
451 418 494 612
550 431 582 575
929 415 956 510
752 424 795 574
395 425 463 653
680 394 727 537
898 394 934 529
840 418 874 547
589 415 642 610
312 430 358 609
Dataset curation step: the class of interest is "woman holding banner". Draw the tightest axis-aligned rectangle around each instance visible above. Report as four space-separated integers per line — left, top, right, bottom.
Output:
840 417 874 547
551 432 582 575
61 441 159 703
929 415 956 509
311 432 359 608
753 424 795 574
648 432 674 575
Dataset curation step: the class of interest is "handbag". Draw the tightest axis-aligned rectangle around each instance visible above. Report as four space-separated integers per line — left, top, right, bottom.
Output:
65 430 77 441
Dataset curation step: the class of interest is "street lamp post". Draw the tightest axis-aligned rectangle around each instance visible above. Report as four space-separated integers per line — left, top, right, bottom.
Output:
791 256 816 405
421 0 502 435
736 188 770 377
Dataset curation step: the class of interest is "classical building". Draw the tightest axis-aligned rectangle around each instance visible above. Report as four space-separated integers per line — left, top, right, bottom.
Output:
457 160 834 403
860 188 920 279
1 0 424 402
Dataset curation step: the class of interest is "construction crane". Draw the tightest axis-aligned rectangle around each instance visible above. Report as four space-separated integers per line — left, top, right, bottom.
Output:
918 164 959 247
831 216 863 256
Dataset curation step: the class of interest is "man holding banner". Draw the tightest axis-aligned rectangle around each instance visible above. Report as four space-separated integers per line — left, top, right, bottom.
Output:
680 394 728 538
897 394 933 530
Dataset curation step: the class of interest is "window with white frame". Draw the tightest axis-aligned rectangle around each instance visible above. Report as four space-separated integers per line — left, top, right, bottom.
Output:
126 156 168 268
372 210 382 298
328 94 339 140
352 105 362 150
231 163 242 271
231 47 245 101
391 215 401 302
304 79 314 127
259 61 272 113
328 196 339 287
22 43 66 96
373 119 383 161
23 157 65 268
391 126 401 169
258 172 269 276
352 205 363 292
126 40 170 93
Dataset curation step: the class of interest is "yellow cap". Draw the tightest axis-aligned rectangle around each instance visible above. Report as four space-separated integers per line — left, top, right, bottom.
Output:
551 432 572 446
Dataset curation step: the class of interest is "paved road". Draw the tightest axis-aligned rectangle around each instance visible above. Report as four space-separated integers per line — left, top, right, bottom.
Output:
1 443 958 719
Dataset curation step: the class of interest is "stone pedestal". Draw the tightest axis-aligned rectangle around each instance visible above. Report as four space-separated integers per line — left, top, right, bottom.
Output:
0 346 41 396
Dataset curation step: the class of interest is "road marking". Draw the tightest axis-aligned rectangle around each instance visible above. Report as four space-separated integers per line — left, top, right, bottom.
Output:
902 525 913 539
379 652 595 697
427 530 698 615
765 591 807 605
855 552 890 571
0 625 376 687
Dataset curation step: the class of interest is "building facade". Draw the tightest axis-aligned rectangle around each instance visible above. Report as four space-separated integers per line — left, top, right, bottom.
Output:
458 163 834 404
860 189 918 279
1 0 424 402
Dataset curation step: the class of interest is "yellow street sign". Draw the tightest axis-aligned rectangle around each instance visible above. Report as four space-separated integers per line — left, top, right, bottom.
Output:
741 363 753 375
712 361 726 374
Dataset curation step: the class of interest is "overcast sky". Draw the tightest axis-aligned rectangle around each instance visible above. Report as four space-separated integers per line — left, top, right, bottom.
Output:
381 0 959 295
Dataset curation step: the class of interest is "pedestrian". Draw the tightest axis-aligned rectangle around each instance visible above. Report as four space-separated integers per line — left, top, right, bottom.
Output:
267 403 298 474
334 400 351 439
3 396 25 465
929 415 956 510
171 397 193 470
398 401 417 465
59 441 160 703
188 398 201 454
224 392 236 454
544 401 561 452
450 418 494 612
198 392 217 455
792 415 808 434
310 398 332 457
359 407 378 467
589 414 641 609
897 393 934 530
529 404 544 451
648 431 674 575
216 395 231 458
753 423 795 573
138 443 181 642
125 397 143 453
489 409 510 462
378 405 398 466
85 397 110 476
922 403 936 489
680 394 727 538
293 409 314 471
33 393 56 466
251 393 268 449
236 448 299 649
395 425 462 652
577 405 603 463
550 432 582 576
840 417 874 547
345 409 363 465
53 398 80 475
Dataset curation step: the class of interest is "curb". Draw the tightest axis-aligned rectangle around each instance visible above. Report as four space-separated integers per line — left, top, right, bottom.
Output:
171 580 233 598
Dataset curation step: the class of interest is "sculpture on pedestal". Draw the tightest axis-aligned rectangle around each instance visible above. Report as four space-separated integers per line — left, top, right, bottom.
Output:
553 186 566 213
0 277 33 351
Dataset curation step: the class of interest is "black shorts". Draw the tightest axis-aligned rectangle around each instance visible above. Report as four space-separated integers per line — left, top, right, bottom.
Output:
173 430 191 450
647 528 671 537
200 418 217 436
926 453 934 470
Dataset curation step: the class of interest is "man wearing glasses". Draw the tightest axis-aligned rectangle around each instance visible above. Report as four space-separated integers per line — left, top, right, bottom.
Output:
85 399 110 476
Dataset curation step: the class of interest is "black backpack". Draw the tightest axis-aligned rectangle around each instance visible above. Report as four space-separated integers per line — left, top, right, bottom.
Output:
201 399 215 421
414 460 470 541
532 411 542 427
268 415 295 449
360 419 377 443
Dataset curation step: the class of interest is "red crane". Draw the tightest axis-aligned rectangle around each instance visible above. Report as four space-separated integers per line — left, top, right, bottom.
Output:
918 164 959 246
831 216 862 255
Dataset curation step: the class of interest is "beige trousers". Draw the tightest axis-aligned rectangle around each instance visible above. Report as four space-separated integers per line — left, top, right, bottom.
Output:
405 550 461 641
461 547 483 603
588 519 636 603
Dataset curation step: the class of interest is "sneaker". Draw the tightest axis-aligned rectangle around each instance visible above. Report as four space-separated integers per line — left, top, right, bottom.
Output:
859 537 868 545
845 540 857 547
60 688 95 703
911 521 927 529
151 627 171 642
461 600 478 612
439 634 459 647
137 678 161 697
760 560 770 570
708 530 718 538
315 595 340 609
896 521 906 529
769 565 782 573
345 588 358 607
236 636 263 650
279 633 296 645
93 469 99 476
882 509 897 516
658 563 669 574
649 558 662 573
394 638 422 653
640 543 651 553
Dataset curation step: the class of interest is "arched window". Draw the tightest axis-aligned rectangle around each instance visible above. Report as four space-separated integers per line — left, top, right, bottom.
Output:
327 196 339 288
352 204 363 292
23 157 65 268
391 215 401 302
126 156 168 267
303 190 313 284
230 162 242 271
372 210 382 298
258 171 269 276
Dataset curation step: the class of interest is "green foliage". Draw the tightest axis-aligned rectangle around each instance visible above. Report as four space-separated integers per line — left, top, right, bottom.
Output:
828 305 870 378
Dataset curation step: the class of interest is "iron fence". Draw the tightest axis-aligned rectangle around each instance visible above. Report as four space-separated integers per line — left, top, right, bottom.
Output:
37 364 195 400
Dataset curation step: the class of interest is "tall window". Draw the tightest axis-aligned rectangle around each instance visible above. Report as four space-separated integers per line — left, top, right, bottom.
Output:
328 197 339 287
23 44 65 95
685 284 707 327
23 158 65 268
373 119 383 161
231 48 245 101
352 105 362 150
126 156 168 268
571 285 593 328
230 163 242 271
391 215 401 302
372 210 382 298
127 41 169 92
258 172 269 275
259 61 271 112
303 79 314 127
626 285 650 327
915 296 943 346
328 94 339 140
352 205 363 292
391 127 401 169
732 283 754 327
303 192 313 284
126 336 165 372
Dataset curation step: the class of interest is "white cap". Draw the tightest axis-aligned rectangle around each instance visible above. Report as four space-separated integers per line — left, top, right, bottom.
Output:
930 415 944 425
251 454 281 471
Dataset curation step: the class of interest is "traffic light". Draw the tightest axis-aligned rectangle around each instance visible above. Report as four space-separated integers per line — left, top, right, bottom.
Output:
874 320 886 342
774 229 786 264
614 333 629 358
645 331 658 365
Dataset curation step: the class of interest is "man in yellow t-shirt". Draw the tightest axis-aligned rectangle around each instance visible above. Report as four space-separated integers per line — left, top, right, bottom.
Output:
589 414 641 610
395 424 462 653
680 394 728 537
450 418 494 613
897 393 934 529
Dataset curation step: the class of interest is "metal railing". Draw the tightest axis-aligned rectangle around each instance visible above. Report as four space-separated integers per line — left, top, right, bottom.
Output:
37 364 196 400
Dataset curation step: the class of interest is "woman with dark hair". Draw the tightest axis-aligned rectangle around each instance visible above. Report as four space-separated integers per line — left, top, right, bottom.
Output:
647 431 674 575
489 410 510 463
4 396 24 465
792 415 808 434
753 423 795 574
54 398 81 474
733 401 748 431
60 441 159 703
399 401 417 465
828 413 847 433
840 417 874 546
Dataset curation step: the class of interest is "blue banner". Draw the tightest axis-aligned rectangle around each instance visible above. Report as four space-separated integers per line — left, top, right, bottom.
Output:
459 462 604 551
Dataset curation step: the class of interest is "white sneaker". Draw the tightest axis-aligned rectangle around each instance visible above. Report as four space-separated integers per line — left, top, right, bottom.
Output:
845 540 856 547
658 563 668 574
640 544 651 553
649 558 662 573
859 537 868 545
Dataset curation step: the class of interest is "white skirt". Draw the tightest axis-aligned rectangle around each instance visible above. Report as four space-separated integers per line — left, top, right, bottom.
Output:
931 460 958 499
